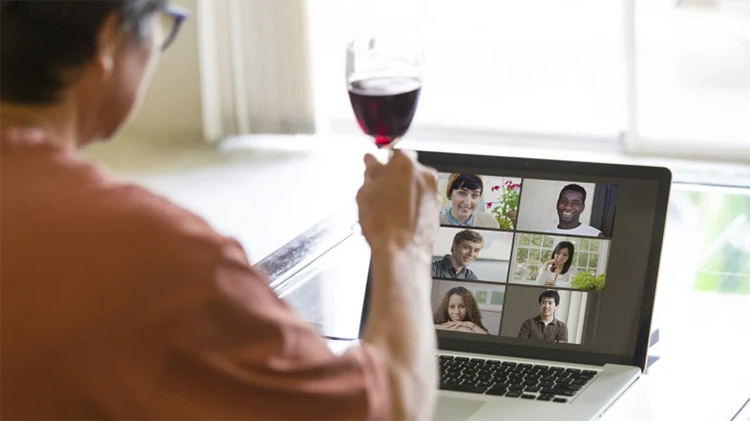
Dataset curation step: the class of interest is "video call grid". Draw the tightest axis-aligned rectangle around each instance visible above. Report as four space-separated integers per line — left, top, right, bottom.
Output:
432 172 619 343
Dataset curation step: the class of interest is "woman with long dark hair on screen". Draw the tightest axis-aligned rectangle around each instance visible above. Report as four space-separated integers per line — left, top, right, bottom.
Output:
434 287 488 334
536 241 576 287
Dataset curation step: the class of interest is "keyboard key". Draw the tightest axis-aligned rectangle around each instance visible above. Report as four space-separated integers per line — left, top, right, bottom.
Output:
553 398 568 403
541 388 577 397
537 394 553 401
440 382 488 394
486 387 507 396
521 394 536 400
494 382 511 389
524 386 541 393
556 383 581 391
505 390 523 398
571 379 589 386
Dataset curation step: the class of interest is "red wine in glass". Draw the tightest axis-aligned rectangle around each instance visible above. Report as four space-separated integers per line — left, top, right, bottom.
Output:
347 76 421 149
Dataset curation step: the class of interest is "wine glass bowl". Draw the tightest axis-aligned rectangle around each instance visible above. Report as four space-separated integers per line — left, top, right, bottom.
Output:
346 37 423 149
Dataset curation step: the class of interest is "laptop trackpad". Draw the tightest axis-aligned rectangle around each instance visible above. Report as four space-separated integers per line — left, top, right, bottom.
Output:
435 396 486 421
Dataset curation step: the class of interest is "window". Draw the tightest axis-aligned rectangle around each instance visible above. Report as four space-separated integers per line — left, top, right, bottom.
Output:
307 0 626 140
628 0 750 158
304 0 749 161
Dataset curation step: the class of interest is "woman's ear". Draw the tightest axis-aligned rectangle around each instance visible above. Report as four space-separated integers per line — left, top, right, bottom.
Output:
93 12 123 77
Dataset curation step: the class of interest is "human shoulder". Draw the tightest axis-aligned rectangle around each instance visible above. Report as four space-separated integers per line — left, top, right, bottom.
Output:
463 267 479 280
439 208 452 226
93 182 224 247
573 224 602 236
553 318 567 328
474 212 500 228
519 317 537 332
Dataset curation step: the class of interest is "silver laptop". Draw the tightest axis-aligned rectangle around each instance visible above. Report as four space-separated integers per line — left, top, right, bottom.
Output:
360 151 671 421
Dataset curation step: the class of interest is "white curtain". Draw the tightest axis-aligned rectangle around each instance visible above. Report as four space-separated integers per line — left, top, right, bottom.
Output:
197 0 315 142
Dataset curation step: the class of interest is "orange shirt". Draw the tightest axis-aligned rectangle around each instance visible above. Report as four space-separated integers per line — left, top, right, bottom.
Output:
0 130 391 420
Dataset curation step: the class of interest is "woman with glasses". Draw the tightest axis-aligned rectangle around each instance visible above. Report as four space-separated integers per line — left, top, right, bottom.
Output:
1 1 440 419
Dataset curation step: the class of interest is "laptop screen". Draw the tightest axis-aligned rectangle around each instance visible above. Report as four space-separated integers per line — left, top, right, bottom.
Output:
415 151 670 369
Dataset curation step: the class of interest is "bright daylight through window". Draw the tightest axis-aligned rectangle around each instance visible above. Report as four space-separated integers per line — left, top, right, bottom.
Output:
306 0 750 160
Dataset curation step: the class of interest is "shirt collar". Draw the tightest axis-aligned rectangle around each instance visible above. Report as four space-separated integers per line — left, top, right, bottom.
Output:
535 315 559 326
443 207 475 227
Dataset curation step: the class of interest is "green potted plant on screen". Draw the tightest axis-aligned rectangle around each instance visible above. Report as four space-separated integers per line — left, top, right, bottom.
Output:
571 271 606 291
487 180 521 230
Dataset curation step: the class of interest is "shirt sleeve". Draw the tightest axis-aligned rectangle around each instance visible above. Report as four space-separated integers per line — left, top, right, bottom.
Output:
153 238 392 420
557 322 569 343
431 259 440 277
535 268 546 285
517 319 531 338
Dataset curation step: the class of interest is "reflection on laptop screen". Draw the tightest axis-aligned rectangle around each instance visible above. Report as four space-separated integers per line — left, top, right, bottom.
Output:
431 165 664 367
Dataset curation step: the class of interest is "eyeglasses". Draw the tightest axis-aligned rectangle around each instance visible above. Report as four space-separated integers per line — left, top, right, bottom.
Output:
155 3 190 51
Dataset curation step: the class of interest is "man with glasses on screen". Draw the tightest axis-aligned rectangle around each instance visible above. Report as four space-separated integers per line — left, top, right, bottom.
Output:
517 290 569 343
0 1 439 419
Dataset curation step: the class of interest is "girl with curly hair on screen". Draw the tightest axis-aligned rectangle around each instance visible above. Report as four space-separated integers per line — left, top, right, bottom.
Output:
434 287 489 334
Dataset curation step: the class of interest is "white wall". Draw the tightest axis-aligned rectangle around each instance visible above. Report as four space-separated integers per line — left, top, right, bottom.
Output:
118 0 204 145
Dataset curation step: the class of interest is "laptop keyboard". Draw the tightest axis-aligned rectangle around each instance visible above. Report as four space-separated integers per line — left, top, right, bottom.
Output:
438 355 598 403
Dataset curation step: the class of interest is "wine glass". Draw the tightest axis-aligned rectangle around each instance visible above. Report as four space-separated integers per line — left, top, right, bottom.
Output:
346 37 423 151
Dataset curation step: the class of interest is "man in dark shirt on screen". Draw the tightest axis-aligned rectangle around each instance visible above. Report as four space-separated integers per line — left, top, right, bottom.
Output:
518 290 569 343
431 229 484 280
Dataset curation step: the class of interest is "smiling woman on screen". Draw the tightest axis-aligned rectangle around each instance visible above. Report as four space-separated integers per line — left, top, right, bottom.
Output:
440 173 500 229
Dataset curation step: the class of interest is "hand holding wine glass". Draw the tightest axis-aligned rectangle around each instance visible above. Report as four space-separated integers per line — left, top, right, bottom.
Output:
346 37 423 150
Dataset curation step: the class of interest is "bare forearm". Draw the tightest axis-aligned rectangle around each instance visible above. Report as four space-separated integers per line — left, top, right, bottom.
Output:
355 150 440 419
363 245 437 420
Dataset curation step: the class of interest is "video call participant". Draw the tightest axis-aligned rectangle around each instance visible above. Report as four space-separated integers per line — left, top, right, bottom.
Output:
432 230 484 280
536 241 576 288
545 184 604 238
434 287 489 334
517 290 569 343
0 1 440 419
440 173 500 229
